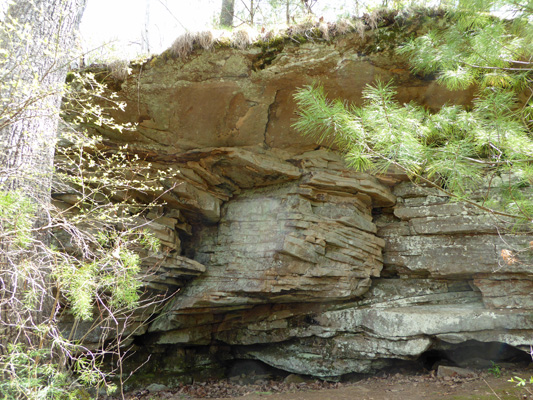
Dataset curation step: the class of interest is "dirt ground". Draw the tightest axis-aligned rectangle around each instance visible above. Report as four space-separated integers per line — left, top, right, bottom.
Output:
118 367 533 400
197 374 532 400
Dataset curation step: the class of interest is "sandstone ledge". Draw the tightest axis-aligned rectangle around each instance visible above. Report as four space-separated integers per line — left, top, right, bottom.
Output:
59 22 533 383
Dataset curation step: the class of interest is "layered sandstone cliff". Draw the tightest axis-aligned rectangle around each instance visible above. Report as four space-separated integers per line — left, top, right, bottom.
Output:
57 15 533 385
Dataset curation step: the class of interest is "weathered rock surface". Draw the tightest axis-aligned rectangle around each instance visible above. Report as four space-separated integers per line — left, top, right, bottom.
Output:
57 18 533 384
149 167 392 341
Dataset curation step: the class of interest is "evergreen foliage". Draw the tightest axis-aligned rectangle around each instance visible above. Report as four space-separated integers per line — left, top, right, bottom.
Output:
0 191 35 248
294 0 533 222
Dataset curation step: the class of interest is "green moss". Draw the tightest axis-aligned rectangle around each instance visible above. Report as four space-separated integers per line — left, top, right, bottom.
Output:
117 345 231 390
149 54 166 68
215 36 232 48
252 37 285 71
256 34 285 49
66 71 76 83
362 10 449 54
158 49 173 61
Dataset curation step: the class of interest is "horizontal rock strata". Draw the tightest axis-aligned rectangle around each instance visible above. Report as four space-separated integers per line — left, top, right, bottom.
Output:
57 21 533 383
149 166 393 339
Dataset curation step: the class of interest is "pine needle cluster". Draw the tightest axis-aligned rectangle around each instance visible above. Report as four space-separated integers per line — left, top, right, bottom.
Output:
294 1 533 222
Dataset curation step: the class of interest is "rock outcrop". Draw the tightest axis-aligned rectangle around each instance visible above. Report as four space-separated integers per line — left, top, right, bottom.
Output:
58 17 533 385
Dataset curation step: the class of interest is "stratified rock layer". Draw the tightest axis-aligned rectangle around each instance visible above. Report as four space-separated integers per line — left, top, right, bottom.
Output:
59 20 533 383
150 171 391 339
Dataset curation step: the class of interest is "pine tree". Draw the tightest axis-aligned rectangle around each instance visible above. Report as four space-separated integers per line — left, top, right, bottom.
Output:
294 1 533 221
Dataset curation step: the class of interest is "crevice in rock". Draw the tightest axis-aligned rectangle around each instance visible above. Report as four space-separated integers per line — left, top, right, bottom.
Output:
419 340 532 371
226 359 288 382
263 89 280 149
252 41 285 71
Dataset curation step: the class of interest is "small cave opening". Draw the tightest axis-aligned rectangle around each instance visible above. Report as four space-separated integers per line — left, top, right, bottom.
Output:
419 340 532 371
225 359 289 383
371 207 384 218
419 349 451 370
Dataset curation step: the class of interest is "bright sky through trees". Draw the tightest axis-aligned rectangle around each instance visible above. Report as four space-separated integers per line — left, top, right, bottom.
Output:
80 0 219 59
79 0 361 59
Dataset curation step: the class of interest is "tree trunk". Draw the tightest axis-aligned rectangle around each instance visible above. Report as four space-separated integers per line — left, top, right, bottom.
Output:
142 0 151 54
220 0 235 27
250 0 254 25
0 0 87 354
301 0 312 14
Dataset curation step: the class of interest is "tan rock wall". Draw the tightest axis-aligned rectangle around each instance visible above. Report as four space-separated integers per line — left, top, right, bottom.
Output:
58 22 532 382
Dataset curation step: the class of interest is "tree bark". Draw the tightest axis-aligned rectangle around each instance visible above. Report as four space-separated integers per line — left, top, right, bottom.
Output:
0 0 87 353
142 0 151 53
220 0 235 27
301 0 312 14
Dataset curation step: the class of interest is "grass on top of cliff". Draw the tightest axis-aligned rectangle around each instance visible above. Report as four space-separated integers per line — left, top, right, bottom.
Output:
164 7 445 58
98 6 447 81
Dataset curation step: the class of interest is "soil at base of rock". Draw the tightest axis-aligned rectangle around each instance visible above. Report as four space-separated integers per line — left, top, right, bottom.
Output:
106 367 533 400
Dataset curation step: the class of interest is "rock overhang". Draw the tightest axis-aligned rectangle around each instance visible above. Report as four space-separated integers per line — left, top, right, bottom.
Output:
59 15 533 383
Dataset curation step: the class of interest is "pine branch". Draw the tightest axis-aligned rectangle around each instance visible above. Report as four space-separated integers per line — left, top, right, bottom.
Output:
463 62 533 71
294 79 533 221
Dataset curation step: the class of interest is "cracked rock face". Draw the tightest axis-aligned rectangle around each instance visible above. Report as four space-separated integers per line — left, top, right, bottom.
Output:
58 25 533 382
150 173 389 337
